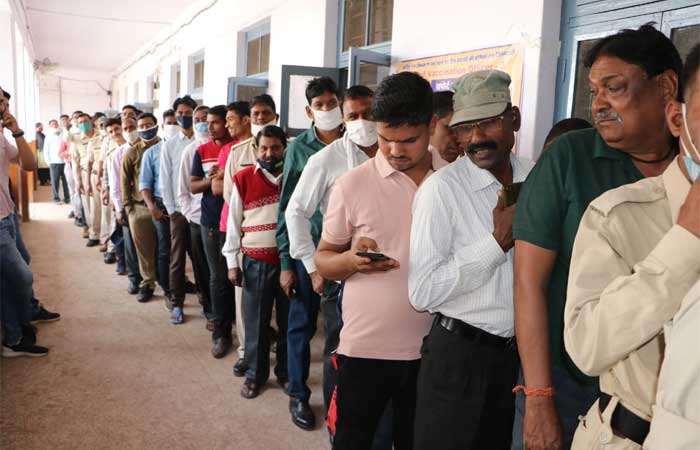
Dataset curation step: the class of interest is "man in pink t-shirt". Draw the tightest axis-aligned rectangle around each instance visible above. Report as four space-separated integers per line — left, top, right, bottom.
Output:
315 72 445 450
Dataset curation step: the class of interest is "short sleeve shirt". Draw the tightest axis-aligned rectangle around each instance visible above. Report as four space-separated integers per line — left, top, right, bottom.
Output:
217 140 237 232
0 133 19 219
513 128 643 384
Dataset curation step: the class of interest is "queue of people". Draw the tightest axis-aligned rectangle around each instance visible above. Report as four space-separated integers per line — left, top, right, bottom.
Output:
1 24 698 450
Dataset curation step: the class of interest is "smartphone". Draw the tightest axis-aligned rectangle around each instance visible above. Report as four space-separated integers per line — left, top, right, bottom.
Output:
502 182 524 207
356 251 391 262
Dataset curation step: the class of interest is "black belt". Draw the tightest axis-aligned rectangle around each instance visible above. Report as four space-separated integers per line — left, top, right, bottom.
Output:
435 314 515 349
599 393 650 446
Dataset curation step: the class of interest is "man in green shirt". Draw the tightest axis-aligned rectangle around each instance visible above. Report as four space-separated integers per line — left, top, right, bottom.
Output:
512 25 681 450
276 76 344 430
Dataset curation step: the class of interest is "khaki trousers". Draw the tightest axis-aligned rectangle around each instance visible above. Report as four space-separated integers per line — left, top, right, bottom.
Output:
126 203 157 289
80 170 101 240
98 175 115 252
571 398 642 450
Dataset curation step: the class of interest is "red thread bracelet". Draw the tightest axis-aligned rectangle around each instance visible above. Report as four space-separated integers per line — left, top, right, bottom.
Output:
512 385 555 397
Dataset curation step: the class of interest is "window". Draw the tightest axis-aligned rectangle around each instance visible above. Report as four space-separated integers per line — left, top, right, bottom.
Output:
246 25 271 77
171 63 181 98
342 0 394 52
189 51 205 98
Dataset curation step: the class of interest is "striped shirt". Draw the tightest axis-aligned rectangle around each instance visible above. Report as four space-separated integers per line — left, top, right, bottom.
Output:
409 153 534 337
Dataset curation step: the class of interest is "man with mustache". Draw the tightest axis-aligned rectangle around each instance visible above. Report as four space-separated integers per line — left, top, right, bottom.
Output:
409 70 533 450
511 25 680 450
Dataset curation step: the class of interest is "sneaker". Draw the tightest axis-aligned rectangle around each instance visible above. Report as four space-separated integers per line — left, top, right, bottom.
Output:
2 339 49 358
170 307 184 325
31 306 61 323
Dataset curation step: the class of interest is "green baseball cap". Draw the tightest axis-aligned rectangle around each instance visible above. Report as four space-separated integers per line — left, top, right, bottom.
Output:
449 70 511 126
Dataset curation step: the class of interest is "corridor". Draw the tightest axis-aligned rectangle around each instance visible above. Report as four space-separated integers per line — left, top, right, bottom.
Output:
0 187 329 450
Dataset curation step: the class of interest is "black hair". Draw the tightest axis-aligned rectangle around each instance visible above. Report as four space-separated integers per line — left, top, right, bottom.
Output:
305 77 340 105
162 109 175 119
104 117 122 128
172 95 197 111
137 112 158 124
544 118 592 148
72 110 84 116
256 125 287 148
48 119 58 125
93 112 105 119
121 104 139 114
584 24 682 85
226 101 251 118
681 44 700 102
36 122 43 127
372 72 434 127
343 85 373 102
250 94 276 113
1 89 10 100
433 91 454 119
78 113 91 120
208 105 227 121
59 114 69 120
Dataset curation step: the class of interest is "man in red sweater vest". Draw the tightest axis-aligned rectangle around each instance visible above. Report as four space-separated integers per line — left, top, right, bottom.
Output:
223 125 289 399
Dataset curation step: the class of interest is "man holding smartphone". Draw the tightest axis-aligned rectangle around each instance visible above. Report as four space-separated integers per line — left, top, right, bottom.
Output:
409 70 533 450
315 72 446 450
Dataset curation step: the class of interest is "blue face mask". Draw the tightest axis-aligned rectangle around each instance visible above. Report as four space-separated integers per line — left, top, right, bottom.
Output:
257 158 283 173
194 122 208 134
681 103 700 182
176 115 193 129
138 125 159 142
78 122 92 134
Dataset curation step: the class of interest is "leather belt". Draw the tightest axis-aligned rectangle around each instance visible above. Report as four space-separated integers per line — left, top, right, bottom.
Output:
599 393 650 446
435 314 515 349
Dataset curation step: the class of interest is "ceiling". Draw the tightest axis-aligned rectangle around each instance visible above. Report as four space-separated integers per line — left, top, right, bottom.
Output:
25 0 195 73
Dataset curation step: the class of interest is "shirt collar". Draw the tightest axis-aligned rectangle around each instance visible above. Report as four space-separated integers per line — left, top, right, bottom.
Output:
592 132 630 161
254 162 283 183
178 130 194 141
463 153 526 192
309 125 344 146
663 157 692 223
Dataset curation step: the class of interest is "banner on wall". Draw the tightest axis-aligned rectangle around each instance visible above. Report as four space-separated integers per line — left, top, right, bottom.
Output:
398 44 525 106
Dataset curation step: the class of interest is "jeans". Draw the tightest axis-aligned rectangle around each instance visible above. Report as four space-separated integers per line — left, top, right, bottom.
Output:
241 255 289 383
287 259 321 403
201 227 234 339
122 216 142 287
49 163 70 202
189 222 211 317
511 366 599 450
333 357 420 450
113 223 126 274
11 213 41 316
152 203 171 296
0 213 34 345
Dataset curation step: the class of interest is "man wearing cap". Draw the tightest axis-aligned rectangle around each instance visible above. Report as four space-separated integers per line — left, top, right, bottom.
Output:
409 69 533 450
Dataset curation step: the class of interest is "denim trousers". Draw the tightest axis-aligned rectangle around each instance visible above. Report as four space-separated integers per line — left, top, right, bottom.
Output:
0 213 34 345
189 221 211 317
241 255 289 383
201 227 234 339
286 259 321 403
122 216 142 287
49 163 70 202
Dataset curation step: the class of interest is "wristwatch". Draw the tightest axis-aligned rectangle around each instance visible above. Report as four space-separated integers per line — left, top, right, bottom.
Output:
11 129 24 138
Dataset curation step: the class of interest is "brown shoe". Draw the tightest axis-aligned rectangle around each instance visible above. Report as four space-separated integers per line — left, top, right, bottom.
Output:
99 243 108 252
240 379 260 399
82 227 89 239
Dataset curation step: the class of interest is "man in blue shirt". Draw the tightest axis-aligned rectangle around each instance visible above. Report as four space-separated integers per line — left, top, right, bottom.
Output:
138 112 171 305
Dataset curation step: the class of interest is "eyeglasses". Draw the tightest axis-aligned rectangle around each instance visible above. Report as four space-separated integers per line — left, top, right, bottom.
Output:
452 114 507 140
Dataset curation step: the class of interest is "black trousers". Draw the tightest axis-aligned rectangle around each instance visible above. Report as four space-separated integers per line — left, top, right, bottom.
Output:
321 282 341 414
413 319 519 450
333 357 420 450
201 227 234 339
122 217 142 286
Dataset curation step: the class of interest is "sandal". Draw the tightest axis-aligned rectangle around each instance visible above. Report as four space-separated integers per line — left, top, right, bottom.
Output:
170 307 184 325
240 380 259 399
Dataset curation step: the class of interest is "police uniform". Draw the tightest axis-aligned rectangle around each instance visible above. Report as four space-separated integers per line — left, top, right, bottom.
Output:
72 132 103 241
95 137 117 251
565 158 700 449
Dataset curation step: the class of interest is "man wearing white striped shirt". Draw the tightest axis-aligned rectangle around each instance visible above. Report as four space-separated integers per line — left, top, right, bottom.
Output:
409 70 533 450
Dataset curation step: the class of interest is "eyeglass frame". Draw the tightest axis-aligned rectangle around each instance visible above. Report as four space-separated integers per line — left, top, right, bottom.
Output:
450 107 513 140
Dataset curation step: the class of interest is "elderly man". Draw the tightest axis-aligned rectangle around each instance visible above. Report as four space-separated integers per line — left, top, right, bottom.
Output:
565 41 700 450
512 25 681 450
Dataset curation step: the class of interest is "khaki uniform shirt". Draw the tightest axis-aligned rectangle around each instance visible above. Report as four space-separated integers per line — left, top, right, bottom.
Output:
71 132 102 180
120 141 152 210
565 158 700 420
223 136 257 204
87 134 104 166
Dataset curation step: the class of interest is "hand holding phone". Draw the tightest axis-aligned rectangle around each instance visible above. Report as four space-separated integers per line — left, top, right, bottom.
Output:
350 237 399 274
501 182 524 207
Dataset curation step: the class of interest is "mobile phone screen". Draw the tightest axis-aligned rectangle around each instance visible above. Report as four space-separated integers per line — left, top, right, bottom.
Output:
356 251 390 262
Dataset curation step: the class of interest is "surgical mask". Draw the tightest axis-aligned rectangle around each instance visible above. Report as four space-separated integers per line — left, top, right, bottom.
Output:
176 115 193 129
138 125 159 142
194 122 209 140
124 130 139 144
163 124 180 140
345 119 377 147
78 123 92 134
251 118 278 137
257 157 283 173
681 103 700 182
312 107 343 131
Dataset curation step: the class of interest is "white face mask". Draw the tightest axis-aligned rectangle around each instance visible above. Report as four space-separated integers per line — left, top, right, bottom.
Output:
194 121 209 141
312 106 343 131
345 119 377 147
681 103 700 182
124 130 139 144
162 124 180 140
251 118 278 137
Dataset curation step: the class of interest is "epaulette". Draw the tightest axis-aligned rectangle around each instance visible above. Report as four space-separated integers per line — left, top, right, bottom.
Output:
588 178 665 218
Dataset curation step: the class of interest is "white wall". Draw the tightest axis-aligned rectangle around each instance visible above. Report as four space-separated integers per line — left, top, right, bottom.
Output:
391 0 562 160
38 67 113 123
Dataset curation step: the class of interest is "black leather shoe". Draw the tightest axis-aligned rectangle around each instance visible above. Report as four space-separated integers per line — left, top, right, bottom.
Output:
127 281 139 295
233 358 248 377
289 398 315 430
185 280 197 294
86 239 100 247
211 337 231 359
103 252 116 264
136 287 154 303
